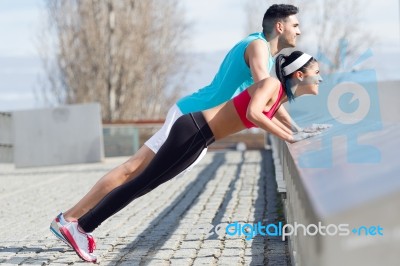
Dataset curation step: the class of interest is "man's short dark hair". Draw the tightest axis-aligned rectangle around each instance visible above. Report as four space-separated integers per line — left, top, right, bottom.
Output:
262 4 299 35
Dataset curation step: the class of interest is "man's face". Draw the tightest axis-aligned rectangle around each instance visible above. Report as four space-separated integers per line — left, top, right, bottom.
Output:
280 15 301 48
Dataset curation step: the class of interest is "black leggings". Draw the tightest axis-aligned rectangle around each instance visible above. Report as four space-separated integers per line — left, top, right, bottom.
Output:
78 112 215 232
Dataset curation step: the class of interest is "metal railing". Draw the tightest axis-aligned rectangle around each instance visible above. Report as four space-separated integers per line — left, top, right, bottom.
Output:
102 124 140 157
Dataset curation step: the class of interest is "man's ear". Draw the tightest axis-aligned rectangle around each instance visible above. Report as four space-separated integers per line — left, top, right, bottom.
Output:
275 21 284 34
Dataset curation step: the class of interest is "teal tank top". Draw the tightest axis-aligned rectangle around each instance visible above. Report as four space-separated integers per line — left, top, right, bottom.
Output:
176 32 274 114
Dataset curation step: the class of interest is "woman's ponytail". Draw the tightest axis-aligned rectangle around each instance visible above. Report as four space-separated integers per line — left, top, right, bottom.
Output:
275 54 286 85
275 54 295 101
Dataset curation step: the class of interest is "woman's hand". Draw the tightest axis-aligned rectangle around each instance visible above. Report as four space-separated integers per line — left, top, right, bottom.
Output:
301 123 332 133
288 131 322 143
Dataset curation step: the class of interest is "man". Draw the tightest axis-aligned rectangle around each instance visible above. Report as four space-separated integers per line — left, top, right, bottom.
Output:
50 4 301 262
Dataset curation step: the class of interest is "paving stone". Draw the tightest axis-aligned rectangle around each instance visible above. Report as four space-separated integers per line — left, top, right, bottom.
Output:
196 248 221 258
192 256 217 265
179 240 201 249
220 248 244 257
172 248 197 259
217 256 244 265
169 258 193 266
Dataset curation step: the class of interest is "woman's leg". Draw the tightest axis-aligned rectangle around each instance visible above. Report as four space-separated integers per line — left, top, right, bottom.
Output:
62 105 183 221
63 145 155 220
78 113 214 232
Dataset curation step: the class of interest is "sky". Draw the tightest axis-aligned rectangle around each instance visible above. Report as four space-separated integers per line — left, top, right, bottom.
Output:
0 0 399 111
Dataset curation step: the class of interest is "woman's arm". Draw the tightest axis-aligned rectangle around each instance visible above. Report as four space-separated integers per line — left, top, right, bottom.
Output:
273 105 302 132
246 78 294 143
271 115 292 135
274 106 332 133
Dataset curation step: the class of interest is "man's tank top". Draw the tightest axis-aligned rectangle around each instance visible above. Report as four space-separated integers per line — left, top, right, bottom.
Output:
176 32 274 114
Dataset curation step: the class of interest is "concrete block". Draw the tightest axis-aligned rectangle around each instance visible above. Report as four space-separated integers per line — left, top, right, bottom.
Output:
12 103 104 168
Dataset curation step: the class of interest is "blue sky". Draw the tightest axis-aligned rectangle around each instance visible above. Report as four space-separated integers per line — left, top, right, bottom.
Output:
0 0 399 111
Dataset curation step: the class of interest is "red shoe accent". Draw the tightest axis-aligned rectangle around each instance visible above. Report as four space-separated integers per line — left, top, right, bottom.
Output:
88 235 96 253
60 226 97 263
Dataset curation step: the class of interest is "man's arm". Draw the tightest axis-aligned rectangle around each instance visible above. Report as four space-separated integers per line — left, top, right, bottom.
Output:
245 39 271 82
246 40 302 134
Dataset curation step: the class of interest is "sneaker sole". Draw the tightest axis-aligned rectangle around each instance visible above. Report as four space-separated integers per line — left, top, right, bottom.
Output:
50 221 72 247
60 227 97 263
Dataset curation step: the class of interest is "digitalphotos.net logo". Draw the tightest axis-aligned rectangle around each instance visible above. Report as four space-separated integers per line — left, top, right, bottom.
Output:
288 39 383 168
193 221 384 241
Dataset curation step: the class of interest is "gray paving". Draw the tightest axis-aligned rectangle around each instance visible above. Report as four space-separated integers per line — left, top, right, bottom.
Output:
0 150 290 265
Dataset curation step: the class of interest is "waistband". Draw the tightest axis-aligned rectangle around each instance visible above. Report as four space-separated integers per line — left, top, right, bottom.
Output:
190 112 215 147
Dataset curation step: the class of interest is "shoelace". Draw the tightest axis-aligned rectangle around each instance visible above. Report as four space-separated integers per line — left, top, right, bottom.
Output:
87 235 96 253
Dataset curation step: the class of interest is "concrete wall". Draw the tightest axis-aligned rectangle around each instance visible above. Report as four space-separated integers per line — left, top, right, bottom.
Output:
377 80 400 123
270 79 400 265
0 112 13 163
271 128 400 266
12 103 104 168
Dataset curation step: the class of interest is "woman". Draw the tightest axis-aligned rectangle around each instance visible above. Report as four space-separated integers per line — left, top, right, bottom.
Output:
60 51 323 262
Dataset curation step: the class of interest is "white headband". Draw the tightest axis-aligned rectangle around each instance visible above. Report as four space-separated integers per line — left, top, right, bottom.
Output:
282 53 312 76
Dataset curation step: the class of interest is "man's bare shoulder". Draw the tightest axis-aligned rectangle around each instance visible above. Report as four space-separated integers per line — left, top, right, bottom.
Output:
248 39 269 50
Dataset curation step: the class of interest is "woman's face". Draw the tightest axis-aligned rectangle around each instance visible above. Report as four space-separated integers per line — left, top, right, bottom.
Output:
299 61 322 95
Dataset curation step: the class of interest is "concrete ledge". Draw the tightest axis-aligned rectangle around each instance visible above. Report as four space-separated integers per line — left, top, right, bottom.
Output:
270 121 400 266
270 135 286 195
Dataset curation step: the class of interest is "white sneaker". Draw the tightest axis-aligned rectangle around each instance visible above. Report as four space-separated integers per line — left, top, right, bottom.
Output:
50 213 71 247
60 221 97 263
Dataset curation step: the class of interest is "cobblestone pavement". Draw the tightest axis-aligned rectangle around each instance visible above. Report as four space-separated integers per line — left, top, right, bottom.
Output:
0 150 290 265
